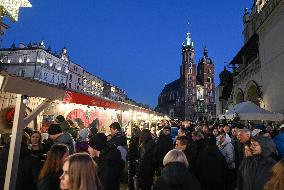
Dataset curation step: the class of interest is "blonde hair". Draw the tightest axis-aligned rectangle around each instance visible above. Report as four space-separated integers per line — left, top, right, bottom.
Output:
263 159 284 190
163 149 189 168
66 153 102 190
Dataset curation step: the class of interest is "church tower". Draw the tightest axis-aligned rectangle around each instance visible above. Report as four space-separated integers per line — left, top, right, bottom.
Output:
180 32 197 120
197 47 215 120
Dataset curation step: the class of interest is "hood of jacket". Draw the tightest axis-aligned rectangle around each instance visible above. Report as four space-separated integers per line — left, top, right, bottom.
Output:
254 136 276 158
161 162 189 187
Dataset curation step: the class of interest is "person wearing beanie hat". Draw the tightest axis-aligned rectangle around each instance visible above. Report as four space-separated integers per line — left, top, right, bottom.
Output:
88 133 124 190
47 124 75 154
75 128 90 153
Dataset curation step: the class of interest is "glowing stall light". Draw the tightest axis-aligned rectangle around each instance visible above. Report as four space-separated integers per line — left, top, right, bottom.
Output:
0 0 32 22
59 102 69 111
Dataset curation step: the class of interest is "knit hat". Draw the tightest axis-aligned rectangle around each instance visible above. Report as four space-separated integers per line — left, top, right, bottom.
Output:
48 124 62 135
55 115 65 123
89 133 107 151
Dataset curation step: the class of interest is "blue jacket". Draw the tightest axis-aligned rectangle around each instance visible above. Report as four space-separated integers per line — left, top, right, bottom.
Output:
273 132 284 158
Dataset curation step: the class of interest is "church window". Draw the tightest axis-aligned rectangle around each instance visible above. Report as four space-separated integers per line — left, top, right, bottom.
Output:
207 69 210 74
189 69 192 74
207 77 211 83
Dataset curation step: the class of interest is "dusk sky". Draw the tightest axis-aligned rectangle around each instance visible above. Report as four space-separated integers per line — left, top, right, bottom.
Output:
2 0 253 107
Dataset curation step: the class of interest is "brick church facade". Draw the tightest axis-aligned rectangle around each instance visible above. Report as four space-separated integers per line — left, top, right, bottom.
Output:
156 32 215 121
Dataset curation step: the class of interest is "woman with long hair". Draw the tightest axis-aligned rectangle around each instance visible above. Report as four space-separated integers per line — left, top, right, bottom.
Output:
135 129 156 190
263 159 284 190
60 153 102 190
38 144 69 190
29 131 43 159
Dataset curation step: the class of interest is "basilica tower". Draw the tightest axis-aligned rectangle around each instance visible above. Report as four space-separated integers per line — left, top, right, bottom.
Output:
180 32 197 120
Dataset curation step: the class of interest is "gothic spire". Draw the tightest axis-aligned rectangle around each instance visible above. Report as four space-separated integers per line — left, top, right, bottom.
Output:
204 46 208 57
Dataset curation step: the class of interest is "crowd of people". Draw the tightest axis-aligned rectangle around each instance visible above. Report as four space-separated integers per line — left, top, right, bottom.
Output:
0 115 284 190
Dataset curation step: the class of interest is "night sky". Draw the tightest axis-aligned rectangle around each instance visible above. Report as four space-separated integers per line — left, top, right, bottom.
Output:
2 0 253 107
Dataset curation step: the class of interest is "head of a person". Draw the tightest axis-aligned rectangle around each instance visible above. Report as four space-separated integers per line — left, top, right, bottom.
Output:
239 128 251 144
212 128 219 137
30 131 41 145
139 129 152 145
48 124 63 140
232 128 239 137
163 126 171 136
132 126 141 138
192 131 204 141
175 136 188 151
178 127 187 137
223 125 230 133
202 125 209 134
60 153 101 190
244 144 252 157
163 149 189 168
109 122 121 136
150 127 156 135
56 115 66 124
250 136 276 157
88 133 107 158
219 132 226 144
39 144 69 179
263 159 284 190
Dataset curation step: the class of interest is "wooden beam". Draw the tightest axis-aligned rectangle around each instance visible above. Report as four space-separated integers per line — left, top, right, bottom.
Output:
4 94 26 190
24 99 52 126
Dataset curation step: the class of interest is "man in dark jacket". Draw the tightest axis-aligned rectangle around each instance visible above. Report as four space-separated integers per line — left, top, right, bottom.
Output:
109 122 127 147
195 135 228 190
175 136 197 170
155 126 173 174
88 133 124 190
48 123 75 154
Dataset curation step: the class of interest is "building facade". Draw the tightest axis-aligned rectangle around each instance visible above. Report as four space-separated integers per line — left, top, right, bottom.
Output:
0 41 127 101
223 0 284 114
157 32 215 121
0 42 69 87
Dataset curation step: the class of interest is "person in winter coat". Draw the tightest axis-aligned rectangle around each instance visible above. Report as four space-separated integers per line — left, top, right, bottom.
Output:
273 127 284 158
218 132 235 190
237 136 277 190
75 128 89 153
88 133 124 190
48 124 76 154
195 134 228 190
175 136 197 171
155 126 173 174
0 133 41 190
37 144 69 190
135 129 156 190
154 149 201 190
128 127 141 190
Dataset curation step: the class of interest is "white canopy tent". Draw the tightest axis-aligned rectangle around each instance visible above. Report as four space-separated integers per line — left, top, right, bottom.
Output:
219 101 284 121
